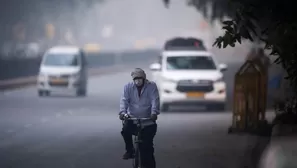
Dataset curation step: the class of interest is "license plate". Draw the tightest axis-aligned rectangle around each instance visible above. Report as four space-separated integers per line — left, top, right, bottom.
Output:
50 78 67 84
186 92 204 98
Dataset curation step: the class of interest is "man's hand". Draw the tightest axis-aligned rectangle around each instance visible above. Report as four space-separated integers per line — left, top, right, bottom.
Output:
151 114 158 121
119 113 126 120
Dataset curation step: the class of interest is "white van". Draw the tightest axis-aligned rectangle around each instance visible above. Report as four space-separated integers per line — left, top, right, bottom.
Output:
37 46 88 97
149 49 228 111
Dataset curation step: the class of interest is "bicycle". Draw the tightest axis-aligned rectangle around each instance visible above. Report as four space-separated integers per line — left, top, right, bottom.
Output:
123 114 151 168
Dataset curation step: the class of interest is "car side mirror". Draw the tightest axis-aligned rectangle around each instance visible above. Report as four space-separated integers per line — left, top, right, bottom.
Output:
149 63 161 71
219 63 227 72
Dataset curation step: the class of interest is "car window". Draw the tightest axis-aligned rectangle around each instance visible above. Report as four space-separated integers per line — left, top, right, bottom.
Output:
166 56 216 70
43 53 80 66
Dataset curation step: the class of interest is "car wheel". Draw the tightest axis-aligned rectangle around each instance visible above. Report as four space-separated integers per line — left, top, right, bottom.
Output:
76 88 87 97
161 103 169 112
217 104 226 112
45 91 51 96
207 103 225 112
38 90 44 97
38 90 50 97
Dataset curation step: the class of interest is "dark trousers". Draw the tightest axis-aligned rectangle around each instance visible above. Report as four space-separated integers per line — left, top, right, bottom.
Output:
121 120 157 168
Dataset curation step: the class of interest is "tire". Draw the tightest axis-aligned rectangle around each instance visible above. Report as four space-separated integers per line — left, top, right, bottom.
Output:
38 90 50 97
76 88 87 97
38 90 44 97
133 145 140 168
228 127 233 134
207 103 225 112
45 91 50 96
161 103 169 112
216 103 226 112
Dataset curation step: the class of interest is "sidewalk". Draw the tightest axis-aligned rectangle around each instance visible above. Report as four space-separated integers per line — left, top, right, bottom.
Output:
259 123 297 167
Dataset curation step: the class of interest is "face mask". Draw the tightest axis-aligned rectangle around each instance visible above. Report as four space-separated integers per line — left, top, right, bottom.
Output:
134 78 144 86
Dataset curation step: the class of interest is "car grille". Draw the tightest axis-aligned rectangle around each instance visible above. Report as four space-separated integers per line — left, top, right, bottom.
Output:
48 75 70 79
48 75 69 87
176 80 214 92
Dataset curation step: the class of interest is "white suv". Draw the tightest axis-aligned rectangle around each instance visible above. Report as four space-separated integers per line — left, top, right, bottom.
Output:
149 50 227 111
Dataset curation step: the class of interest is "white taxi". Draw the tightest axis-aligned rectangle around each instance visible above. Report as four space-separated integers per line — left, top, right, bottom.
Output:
37 46 88 97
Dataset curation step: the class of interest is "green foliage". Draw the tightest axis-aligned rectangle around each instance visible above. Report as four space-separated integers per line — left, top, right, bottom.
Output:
210 0 297 92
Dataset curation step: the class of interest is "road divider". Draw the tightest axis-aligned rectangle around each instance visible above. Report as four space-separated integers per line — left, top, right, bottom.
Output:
0 49 160 90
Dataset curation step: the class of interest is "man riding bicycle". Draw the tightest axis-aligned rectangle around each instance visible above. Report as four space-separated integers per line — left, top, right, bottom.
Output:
119 68 160 168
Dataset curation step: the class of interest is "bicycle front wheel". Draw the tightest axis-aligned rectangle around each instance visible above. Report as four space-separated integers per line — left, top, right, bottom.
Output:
132 144 141 168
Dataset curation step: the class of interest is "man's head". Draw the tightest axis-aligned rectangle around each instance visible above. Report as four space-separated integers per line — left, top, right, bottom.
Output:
131 68 146 87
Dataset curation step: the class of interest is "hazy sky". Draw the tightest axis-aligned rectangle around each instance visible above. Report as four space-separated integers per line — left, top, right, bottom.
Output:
80 0 211 51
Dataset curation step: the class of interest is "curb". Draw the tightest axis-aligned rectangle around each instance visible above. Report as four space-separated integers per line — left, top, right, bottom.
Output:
270 124 297 137
240 134 271 168
258 124 297 168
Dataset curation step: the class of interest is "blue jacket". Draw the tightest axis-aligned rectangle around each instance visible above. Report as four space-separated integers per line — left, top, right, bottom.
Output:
269 74 282 89
119 80 160 125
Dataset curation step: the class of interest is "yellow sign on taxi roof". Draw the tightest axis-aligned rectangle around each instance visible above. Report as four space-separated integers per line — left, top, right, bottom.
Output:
83 43 101 53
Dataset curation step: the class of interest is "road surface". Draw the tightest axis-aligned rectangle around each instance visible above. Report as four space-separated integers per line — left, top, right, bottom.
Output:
0 58 261 168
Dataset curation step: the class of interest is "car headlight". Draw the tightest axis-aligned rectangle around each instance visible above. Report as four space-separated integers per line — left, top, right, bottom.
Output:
215 76 224 82
162 77 176 83
38 72 47 80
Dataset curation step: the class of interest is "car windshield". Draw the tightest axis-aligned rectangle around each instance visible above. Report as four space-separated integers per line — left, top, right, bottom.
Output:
166 56 217 70
43 53 79 66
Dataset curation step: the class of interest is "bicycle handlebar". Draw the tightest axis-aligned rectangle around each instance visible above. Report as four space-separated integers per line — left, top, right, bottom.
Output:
123 114 151 121
125 117 151 121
